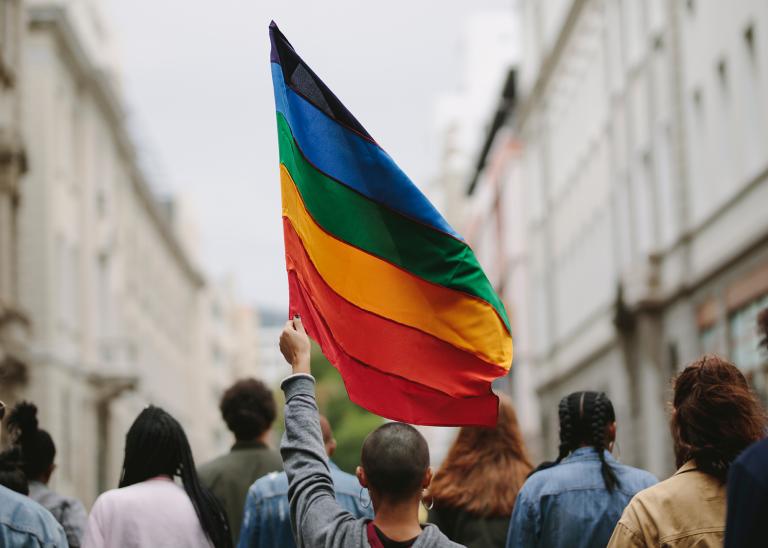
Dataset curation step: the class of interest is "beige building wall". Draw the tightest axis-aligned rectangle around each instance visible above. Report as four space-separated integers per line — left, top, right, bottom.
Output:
0 0 30 408
13 1 212 504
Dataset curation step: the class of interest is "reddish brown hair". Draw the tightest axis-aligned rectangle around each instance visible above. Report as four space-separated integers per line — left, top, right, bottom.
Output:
428 395 532 517
671 355 766 482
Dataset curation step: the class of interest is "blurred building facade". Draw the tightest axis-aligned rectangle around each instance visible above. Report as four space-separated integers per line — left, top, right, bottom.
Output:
0 0 264 505
460 0 768 477
196 277 263 463
0 0 30 404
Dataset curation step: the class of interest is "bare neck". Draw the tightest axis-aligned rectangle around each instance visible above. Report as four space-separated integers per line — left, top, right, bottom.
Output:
372 497 422 542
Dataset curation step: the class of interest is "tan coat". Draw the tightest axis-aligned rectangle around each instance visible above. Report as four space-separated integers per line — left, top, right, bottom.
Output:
607 461 726 548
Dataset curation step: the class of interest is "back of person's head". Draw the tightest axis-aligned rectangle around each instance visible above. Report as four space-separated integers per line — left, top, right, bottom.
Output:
671 355 765 482
219 378 276 442
319 415 337 457
120 405 232 548
360 422 430 504
533 391 619 491
0 447 29 495
429 395 533 517
6 402 55 482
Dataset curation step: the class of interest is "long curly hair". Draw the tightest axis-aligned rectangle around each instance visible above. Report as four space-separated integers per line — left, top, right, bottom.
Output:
428 395 532 517
671 355 766 482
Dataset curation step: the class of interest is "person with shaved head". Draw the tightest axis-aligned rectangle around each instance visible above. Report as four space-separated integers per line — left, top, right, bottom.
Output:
237 415 373 547
273 315 461 548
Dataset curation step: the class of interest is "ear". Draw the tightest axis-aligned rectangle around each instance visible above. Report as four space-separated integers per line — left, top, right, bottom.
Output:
607 422 617 444
422 466 433 489
328 438 337 458
356 466 368 488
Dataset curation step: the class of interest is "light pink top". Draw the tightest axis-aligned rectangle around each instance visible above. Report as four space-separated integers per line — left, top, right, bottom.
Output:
82 477 213 548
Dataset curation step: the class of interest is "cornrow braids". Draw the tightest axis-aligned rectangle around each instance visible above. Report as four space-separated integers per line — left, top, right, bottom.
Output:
530 391 619 490
556 394 576 462
531 393 579 475
590 393 620 492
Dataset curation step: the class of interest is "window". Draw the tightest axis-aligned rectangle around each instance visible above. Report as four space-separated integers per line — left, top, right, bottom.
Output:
729 294 768 372
699 324 723 355
729 293 768 405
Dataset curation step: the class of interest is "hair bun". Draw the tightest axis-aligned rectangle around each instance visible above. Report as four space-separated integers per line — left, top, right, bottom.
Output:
7 401 39 440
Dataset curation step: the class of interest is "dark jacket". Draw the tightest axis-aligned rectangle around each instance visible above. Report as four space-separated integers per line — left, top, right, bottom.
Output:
429 506 509 548
725 437 768 548
280 373 463 548
198 439 282 545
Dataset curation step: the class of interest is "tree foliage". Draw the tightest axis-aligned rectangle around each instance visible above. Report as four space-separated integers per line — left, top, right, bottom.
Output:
310 344 384 473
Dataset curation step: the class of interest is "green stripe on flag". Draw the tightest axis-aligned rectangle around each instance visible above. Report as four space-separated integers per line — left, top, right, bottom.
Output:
277 112 510 331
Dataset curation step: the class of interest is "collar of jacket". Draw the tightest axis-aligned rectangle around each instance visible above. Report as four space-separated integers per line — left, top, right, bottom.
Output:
231 440 268 451
562 446 620 464
673 460 699 476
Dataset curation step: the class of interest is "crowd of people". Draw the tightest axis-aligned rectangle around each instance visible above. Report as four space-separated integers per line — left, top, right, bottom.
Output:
0 307 766 547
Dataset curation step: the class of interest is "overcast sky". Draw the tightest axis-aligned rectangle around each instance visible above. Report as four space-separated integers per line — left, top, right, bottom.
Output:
107 0 510 312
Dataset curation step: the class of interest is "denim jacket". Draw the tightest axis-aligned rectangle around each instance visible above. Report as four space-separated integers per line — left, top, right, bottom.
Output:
238 460 374 548
0 484 68 547
506 447 657 548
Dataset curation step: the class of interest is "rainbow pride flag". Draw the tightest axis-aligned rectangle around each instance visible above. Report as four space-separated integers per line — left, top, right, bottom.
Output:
269 22 512 426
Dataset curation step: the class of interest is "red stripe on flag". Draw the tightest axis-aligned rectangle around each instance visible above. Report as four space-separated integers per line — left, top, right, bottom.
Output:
284 218 507 398
287 271 499 426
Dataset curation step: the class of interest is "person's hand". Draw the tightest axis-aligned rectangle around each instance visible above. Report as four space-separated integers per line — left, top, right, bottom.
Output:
280 315 311 375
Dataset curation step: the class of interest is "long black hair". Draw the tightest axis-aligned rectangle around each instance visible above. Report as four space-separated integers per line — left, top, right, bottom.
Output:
120 406 232 548
532 391 620 491
6 401 56 481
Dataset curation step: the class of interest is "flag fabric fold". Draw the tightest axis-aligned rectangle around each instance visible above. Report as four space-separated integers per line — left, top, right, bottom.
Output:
270 21 512 426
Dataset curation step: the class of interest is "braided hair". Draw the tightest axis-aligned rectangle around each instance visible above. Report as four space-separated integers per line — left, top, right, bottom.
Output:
120 406 233 548
531 391 620 491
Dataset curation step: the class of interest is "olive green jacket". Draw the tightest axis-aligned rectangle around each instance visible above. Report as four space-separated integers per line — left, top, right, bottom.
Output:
198 441 282 546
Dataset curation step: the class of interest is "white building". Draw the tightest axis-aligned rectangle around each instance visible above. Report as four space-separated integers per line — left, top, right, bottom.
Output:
7 0 210 504
0 0 30 403
431 11 519 227
465 0 768 477
196 277 265 462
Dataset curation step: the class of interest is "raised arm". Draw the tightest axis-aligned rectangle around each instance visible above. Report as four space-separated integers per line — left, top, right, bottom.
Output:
279 317 360 547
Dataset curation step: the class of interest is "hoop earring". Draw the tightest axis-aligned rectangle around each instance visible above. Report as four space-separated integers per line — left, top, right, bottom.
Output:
359 487 371 509
421 495 434 511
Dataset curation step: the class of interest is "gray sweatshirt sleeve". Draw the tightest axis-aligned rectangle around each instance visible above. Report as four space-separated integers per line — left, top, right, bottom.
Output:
280 374 364 548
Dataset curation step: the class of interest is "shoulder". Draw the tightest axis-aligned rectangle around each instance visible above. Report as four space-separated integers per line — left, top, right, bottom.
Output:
618 470 701 526
330 468 361 495
518 461 583 496
614 464 658 490
733 438 768 484
197 454 229 479
420 523 464 547
260 447 283 468
95 479 186 507
250 471 289 499
0 485 65 542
